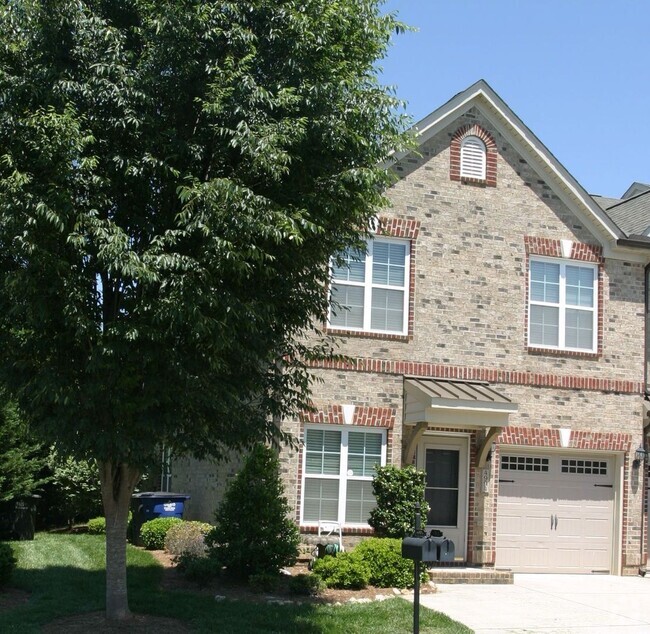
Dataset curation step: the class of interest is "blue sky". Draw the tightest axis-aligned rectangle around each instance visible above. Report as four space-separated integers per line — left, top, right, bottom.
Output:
378 1 648 198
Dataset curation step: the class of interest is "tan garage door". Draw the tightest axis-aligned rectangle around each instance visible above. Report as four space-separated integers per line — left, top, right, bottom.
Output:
496 453 614 573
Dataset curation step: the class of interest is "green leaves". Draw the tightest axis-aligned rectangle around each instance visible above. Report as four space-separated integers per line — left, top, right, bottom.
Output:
369 465 430 538
0 395 48 503
0 0 408 469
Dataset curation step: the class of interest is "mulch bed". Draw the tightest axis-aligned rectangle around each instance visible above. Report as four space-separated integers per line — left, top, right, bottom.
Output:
150 549 437 605
0 587 30 611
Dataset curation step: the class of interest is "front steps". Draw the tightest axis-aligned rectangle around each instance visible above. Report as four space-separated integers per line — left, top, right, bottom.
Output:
427 567 513 584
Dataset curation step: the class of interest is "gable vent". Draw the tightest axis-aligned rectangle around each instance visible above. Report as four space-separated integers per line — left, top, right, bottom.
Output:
460 135 486 179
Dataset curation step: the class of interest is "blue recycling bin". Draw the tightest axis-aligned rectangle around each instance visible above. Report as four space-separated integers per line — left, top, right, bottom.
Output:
130 492 190 544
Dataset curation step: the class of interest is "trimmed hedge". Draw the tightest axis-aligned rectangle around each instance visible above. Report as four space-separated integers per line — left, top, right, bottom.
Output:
353 537 428 588
140 517 182 550
289 573 326 596
164 520 212 558
87 511 133 536
86 517 106 534
311 552 370 589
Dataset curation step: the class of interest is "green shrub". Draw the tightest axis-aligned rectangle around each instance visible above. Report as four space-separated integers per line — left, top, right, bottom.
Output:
164 520 212 558
46 449 102 527
88 512 132 536
289 573 326 596
177 552 220 587
248 572 280 593
0 395 48 505
207 444 300 580
369 465 429 538
140 517 182 550
311 552 370 589
87 517 106 534
0 542 16 587
353 538 427 588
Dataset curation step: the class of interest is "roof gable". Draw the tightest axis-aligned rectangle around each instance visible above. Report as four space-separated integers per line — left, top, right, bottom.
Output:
398 80 624 251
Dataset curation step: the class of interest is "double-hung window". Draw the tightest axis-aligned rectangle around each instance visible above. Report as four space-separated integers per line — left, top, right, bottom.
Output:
328 239 409 334
528 257 597 352
301 427 385 526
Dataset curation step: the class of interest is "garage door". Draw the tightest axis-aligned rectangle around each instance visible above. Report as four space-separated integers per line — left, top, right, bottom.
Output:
496 453 615 573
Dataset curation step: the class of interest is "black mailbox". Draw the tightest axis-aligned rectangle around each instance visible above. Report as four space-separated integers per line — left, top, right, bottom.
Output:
402 536 439 562
431 536 455 562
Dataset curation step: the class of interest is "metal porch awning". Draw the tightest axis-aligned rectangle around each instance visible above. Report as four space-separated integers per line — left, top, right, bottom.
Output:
403 377 518 467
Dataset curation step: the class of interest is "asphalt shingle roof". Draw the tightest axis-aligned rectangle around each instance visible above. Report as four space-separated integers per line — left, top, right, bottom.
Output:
591 190 650 238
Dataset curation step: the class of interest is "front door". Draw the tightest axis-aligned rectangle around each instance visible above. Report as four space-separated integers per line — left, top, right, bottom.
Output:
419 436 468 559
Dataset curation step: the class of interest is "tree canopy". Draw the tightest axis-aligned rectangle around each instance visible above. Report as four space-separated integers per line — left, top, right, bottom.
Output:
0 0 407 620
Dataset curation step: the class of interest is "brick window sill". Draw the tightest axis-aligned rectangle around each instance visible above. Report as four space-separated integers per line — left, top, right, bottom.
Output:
324 327 411 343
526 346 600 360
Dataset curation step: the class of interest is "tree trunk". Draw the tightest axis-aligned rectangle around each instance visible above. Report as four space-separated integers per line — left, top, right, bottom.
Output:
98 461 140 622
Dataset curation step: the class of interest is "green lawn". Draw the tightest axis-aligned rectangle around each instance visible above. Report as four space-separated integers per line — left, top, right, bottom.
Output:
0 534 472 633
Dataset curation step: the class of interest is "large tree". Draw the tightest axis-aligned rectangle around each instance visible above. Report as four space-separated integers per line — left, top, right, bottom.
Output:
0 0 407 621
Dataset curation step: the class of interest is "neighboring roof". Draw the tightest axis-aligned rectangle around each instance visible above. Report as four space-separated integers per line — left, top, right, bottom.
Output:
592 195 622 211
404 377 516 412
398 80 624 248
592 190 650 237
622 182 650 199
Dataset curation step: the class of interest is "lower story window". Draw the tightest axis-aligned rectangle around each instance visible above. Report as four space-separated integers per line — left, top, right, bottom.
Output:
302 426 386 526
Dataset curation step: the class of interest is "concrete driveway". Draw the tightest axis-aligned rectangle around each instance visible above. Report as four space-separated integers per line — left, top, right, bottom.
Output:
416 574 650 633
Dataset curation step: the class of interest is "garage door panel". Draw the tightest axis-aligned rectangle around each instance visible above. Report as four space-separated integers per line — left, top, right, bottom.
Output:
496 453 614 573
501 514 552 532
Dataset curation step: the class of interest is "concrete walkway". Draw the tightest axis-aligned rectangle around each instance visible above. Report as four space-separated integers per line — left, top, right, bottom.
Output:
416 574 650 633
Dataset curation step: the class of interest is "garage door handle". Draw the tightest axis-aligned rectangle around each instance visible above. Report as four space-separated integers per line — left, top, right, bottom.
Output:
594 484 613 488
499 479 515 483
554 514 558 530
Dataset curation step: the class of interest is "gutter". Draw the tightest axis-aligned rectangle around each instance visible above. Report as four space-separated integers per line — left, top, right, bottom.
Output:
617 237 650 249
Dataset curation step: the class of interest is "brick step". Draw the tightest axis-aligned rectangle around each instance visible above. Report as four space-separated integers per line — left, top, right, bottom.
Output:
427 567 513 585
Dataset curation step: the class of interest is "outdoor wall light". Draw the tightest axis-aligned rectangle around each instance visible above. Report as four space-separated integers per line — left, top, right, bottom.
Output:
633 444 648 469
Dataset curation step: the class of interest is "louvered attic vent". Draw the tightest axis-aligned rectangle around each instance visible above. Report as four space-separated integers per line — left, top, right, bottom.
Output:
460 135 486 179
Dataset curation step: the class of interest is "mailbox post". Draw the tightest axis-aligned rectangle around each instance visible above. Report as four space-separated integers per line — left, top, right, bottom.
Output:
401 503 427 634
402 505 456 634
414 506 421 634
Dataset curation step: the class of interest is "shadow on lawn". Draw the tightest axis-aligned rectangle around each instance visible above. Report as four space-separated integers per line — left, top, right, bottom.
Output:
0 562 325 633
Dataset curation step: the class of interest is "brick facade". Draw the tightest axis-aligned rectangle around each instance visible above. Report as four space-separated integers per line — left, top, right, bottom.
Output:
290 105 647 574
173 96 649 575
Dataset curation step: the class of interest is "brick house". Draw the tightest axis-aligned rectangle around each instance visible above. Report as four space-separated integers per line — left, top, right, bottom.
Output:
173 80 650 575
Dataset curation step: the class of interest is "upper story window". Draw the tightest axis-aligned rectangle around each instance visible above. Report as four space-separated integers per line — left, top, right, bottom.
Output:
301 426 386 526
328 238 410 335
528 257 598 352
460 135 487 180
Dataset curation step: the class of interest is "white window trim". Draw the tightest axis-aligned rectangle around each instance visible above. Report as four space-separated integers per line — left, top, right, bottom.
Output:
327 237 410 335
527 255 598 353
460 135 487 180
300 424 387 527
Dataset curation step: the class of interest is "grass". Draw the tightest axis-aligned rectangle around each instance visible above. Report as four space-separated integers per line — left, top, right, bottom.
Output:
0 534 472 633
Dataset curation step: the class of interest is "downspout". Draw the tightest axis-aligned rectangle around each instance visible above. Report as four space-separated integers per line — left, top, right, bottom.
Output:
645 263 650 397
640 264 650 575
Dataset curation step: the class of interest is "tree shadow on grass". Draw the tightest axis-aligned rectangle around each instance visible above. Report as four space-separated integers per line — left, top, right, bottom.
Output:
0 561 324 633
